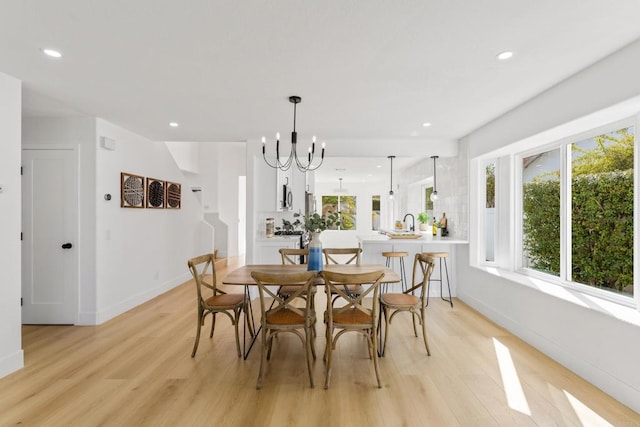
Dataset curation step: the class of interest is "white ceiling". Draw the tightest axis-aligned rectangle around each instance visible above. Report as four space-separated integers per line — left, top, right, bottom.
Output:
2 0 640 181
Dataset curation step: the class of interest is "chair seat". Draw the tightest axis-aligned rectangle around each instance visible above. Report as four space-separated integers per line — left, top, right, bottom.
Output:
204 293 245 308
381 293 419 307
331 308 373 325
266 308 314 325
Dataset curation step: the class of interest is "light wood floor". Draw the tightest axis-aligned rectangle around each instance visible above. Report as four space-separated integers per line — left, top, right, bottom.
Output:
1 258 638 426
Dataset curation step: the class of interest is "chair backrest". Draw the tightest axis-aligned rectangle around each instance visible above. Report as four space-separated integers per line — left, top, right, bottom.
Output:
408 253 435 301
323 247 362 265
279 248 309 265
321 270 384 325
187 253 218 304
251 271 317 325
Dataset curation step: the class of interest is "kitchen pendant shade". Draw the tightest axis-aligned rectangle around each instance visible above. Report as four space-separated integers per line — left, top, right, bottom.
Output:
430 155 439 201
388 155 395 200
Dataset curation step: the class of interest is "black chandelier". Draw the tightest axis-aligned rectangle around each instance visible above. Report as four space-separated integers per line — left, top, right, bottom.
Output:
262 96 325 172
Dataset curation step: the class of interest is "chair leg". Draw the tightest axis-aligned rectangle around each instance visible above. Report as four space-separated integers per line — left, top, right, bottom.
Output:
411 311 418 337
305 326 315 388
209 313 216 338
370 328 383 388
324 322 333 389
420 307 431 356
256 328 268 390
191 308 203 357
381 306 391 357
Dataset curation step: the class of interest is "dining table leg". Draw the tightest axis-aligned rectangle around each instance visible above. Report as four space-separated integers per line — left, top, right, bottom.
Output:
242 285 260 360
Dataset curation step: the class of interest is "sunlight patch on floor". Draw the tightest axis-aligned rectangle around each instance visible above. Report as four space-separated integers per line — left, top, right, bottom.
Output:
563 390 614 426
493 337 531 415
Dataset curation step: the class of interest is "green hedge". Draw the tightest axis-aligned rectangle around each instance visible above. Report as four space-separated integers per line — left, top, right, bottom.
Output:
523 170 633 294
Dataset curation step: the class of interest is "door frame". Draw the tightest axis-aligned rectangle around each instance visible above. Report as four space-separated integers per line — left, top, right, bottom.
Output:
22 144 79 325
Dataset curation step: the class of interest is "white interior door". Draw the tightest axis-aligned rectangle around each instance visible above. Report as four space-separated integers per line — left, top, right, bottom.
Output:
22 148 77 324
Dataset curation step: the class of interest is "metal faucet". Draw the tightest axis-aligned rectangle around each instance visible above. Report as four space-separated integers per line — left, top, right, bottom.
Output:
403 213 415 232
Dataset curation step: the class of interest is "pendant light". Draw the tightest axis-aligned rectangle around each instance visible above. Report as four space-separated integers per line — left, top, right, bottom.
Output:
430 155 439 201
388 155 395 199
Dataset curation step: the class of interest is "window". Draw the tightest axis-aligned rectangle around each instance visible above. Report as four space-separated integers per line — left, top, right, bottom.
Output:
519 125 634 297
521 148 561 276
485 162 496 262
322 195 357 230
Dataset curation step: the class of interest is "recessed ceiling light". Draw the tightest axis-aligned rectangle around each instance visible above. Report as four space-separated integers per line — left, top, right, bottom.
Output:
376 165 382 168
496 51 514 60
169 122 179 128
41 48 62 58
423 122 431 127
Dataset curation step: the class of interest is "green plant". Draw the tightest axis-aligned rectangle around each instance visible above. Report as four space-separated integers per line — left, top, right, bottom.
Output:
417 212 429 224
293 212 341 233
276 218 301 233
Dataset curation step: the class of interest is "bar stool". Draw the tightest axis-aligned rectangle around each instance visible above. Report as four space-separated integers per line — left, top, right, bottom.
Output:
423 251 453 308
381 251 408 293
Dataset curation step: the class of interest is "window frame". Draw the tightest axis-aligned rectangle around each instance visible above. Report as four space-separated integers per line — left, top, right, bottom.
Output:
478 158 499 267
513 117 637 306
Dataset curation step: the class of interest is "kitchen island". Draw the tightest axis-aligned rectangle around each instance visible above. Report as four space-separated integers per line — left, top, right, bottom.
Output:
357 233 468 299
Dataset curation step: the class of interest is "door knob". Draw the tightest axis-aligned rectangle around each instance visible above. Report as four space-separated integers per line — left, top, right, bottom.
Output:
61 243 73 249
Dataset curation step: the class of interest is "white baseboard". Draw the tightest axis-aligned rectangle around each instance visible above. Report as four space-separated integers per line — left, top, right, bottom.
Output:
78 272 191 326
458 291 640 414
0 349 24 379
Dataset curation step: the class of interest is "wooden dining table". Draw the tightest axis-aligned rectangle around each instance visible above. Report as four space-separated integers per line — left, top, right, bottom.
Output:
222 264 399 358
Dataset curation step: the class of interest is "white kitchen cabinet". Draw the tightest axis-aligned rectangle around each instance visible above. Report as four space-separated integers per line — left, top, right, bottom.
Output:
255 237 300 264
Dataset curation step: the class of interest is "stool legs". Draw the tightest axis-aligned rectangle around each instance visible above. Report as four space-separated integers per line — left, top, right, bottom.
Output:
426 257 453 308
384 256 407 293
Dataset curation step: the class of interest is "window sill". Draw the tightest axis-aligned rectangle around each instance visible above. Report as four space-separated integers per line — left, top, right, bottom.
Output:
472 265 640 328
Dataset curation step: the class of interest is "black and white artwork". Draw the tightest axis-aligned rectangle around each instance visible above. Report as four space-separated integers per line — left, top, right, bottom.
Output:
146 178 165 208
120 172 145 208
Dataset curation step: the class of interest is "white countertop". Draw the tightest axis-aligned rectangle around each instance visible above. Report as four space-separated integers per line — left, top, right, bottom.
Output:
256 234 302 242
357 233 468 244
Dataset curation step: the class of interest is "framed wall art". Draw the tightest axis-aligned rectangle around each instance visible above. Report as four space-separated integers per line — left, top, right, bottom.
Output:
146 177 165 208
165 181 181 209
121 172 145 208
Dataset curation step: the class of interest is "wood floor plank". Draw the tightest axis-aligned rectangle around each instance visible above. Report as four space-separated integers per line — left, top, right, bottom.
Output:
0 257 638 426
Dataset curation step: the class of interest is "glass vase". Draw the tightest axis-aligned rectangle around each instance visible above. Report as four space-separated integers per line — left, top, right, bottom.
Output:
307 232 323 271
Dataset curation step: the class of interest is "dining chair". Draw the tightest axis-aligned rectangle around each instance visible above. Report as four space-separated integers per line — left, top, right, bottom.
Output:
379 253 434 356
187 253 249 358
251 270 317 389
323 247 364 304
278 248 317 330
320 270 385 389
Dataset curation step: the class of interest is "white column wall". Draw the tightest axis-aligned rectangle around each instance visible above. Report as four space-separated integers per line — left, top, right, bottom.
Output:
459 39 640 412
94 119 203 324
0 72 23 378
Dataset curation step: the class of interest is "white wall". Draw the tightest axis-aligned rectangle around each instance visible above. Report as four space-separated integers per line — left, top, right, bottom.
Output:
164 141 200 174
0 72 23 378
458 39 640 412
216 142 246 257
22 117 98 324
95 119 203 323
195 142 246 257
